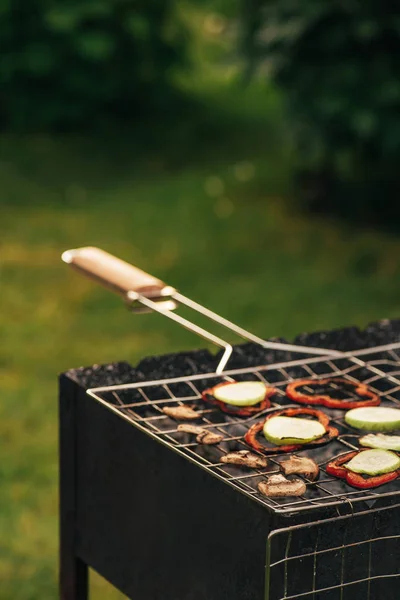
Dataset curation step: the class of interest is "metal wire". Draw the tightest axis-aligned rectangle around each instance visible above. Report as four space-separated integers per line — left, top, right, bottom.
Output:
87 342 400 516
129 292 342 374
173 292 342 359
135 293 234 374
267 503 400 599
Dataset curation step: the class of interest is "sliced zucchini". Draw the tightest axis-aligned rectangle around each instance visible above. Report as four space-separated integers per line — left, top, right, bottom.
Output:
263 415 325 446
345 406 400 431
213 381 267 407
346 449 400 476
359 433 400 451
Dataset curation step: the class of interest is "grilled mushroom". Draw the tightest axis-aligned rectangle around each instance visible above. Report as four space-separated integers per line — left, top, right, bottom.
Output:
197 430 224 445
221 450 268 469
177 424 205 435
162 405 199 420
280 455 319 481
177 424 223 445
258 474 306 498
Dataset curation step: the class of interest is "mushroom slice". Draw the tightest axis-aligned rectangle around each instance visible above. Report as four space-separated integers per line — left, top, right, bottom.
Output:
258 474 306 497
221 450 268 469
162 405 199 420
197 430 224 445
177 424 204 435
280 455 319 481
177 424 223 445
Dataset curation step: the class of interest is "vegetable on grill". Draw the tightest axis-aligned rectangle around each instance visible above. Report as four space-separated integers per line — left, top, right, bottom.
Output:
162 405 199 420
326 449 400 488
177 424 223 445
346 449 400 475
220 450 269 468
359 433 400 451
280 455 319 481
245 407 338 454
286 378 380 409
202 381 276 416
263 416 325 445
258 474 306 497
345 406 400 431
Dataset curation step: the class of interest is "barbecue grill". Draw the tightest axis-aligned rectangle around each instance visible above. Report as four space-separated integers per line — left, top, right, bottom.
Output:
59 248 400 600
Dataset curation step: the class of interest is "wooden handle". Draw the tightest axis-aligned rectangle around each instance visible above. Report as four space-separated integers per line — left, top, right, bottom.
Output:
62 247 168 299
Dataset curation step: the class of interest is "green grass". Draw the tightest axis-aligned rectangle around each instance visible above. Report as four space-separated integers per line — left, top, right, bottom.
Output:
2 73 400 599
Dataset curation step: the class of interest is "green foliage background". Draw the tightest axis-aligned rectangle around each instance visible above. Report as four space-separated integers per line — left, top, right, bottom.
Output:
243 1 400 220
1 3 400 598
0 0 187 130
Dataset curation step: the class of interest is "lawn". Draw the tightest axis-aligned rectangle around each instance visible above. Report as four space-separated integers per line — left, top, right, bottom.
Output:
2 49 400 600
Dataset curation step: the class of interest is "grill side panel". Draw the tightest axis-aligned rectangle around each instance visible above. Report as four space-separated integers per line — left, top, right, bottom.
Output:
73 385 274 600
266 504 400 600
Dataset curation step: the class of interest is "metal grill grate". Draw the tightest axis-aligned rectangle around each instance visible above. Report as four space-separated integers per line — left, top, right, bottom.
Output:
266 503 400 599
87 342 400 515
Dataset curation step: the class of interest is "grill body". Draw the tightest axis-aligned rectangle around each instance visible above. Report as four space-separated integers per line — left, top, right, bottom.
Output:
61 366 281 600
59 324 400 600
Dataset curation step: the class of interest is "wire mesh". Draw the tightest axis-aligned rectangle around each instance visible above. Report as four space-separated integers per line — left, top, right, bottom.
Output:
266 503 400 600
87 342 400 515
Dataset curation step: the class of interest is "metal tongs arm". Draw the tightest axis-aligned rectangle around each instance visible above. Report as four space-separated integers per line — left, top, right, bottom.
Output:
62 246 341 374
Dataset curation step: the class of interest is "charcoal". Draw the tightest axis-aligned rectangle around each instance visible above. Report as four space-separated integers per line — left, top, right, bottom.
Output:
214 339 293 370
137 349 215 380
67 319 400 388
294 326 368 351
364 318 400 347
212 345 252 370
66 361 140 388
294 320 400 352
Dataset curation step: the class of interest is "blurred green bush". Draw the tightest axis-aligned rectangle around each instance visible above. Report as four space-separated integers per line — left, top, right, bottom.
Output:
0 0 187 130
243 1 400 223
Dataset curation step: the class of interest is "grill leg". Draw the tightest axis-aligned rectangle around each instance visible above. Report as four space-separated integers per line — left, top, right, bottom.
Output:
59 376 89 600
60 555 88 600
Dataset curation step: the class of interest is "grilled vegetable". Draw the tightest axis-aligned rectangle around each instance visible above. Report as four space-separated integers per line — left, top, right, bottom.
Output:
202 381 276 416
326 450 400 489
359 433 400 451
162 405 199 420
345 449 400 475
220 450 268 469
177 424 223 445
280 455 319 481
286 378 380 410
214 381 269 406
258 474 306 497
263 416 325 445
345 406 400 431
245 407 338 454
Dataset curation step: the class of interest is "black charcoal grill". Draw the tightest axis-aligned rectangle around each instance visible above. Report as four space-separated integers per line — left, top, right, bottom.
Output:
59 248 400 600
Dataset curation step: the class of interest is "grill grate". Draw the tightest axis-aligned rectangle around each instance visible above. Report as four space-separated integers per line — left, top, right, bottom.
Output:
267 503 400 599
88 342 400 515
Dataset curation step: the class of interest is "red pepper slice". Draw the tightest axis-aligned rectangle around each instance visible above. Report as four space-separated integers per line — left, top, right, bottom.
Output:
326 450 400 489
286 378 380 410
202 382 276 417
244 407 338 454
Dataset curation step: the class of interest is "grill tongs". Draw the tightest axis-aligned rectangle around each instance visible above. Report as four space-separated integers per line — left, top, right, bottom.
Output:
62 246 341 373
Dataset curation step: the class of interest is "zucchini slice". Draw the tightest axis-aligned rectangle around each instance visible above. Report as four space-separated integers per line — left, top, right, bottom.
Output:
263 415 326 446
359 433 400 451
213 381 268 407
345 406 400 431
345 449 400 476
